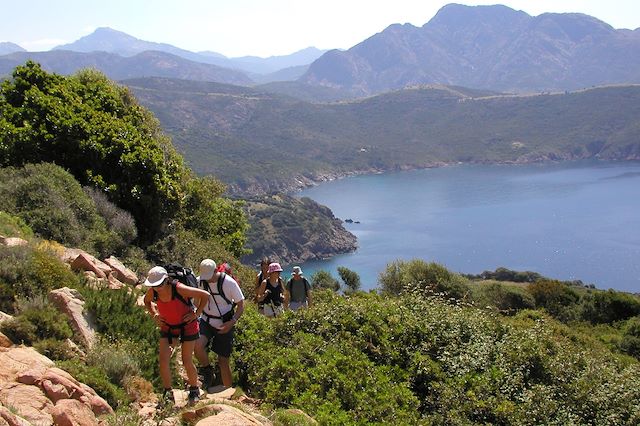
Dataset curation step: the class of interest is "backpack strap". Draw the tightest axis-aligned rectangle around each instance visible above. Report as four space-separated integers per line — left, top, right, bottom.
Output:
216 273 233 305
153 281 191 308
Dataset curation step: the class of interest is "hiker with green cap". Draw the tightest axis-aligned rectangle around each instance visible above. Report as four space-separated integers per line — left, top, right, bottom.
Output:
285 266 312 311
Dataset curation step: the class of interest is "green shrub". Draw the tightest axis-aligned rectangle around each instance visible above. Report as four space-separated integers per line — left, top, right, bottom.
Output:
310 270 340 292
580 290 640 324
57 360 129 409
527 279 580 321
378 259 470 299
0 317 37 344
0 244 82 312
82 286 158 382
34 338 79 361
87 339 142 386
22 305 73 341
0 211 33 239
472 282 536 314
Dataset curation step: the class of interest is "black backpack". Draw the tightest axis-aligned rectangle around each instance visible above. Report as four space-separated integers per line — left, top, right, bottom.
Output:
153 263 198 308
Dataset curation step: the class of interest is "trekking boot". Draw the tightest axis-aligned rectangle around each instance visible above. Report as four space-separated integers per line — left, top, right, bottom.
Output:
198 365 215 390
187 386 200 405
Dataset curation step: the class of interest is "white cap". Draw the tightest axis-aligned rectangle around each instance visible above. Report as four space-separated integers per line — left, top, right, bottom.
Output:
199 259 217 281
144 266 168 287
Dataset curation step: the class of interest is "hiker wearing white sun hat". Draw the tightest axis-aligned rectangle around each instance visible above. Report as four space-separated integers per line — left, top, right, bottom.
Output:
143 265 209 405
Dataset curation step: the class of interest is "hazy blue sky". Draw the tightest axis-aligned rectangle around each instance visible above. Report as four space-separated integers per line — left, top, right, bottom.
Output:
2 0 639 57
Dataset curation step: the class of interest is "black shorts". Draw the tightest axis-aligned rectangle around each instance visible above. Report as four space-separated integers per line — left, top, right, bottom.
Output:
198 318 234 358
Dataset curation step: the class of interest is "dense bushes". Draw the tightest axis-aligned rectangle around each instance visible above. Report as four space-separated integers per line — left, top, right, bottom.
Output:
234 291 640 425
379 259 470 299
0 163 132 256
0 242 81 313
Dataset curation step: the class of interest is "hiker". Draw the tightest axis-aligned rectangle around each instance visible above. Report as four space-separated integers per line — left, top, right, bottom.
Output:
255 257 270 313
285 266 312 311
257 262 285 317
195 259 245 390
143 266 209 405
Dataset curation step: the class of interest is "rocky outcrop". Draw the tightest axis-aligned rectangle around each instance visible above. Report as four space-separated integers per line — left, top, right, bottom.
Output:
48 288 96 349
103 256 139 285
0 236 28 247
70 253 110 279
0 347 112 425
242 194 357 265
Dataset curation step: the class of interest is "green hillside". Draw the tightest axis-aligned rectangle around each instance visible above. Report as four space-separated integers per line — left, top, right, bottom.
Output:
126 78 640 195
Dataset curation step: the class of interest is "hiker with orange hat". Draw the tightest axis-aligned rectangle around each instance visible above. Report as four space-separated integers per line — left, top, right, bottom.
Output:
143 266 210 405
257 262 286 317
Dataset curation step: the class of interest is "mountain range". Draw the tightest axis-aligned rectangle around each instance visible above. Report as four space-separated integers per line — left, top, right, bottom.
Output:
301 3 640 95
3 4 640 97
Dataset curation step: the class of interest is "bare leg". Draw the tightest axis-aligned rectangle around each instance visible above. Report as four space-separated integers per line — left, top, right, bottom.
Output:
181 340 199 387
194 334 210 366
158 338 172 389
218 356 232 387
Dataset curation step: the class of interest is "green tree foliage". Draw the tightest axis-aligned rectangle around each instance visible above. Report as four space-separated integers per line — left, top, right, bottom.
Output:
527 279 580 321
471 282 536 314
379 259 470 299
337 266 361 293
0 62 190 242
620 316 640 358
310 270 340 292
0 163 129 255
180 176 249 258
580 289 640 324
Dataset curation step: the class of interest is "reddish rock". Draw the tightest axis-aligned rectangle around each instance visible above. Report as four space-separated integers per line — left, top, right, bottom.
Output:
104 256 139 285
50 398 98 426
0 312 12 324
0 405 31 426
107 274 125 290
0 347 54 384
70 253 108 279
0 382 54 425
0 333 12 348
48 288 96 348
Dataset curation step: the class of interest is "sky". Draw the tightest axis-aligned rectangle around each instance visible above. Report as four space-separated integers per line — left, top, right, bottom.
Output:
2 0 639 58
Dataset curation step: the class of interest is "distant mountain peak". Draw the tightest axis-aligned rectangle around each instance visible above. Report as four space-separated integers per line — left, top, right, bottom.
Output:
0 41 26 55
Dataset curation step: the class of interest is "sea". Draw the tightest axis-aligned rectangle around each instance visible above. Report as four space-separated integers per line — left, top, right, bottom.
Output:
292 160 640 293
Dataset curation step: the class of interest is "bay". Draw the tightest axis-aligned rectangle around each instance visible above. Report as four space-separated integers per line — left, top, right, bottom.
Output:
294 161 640 293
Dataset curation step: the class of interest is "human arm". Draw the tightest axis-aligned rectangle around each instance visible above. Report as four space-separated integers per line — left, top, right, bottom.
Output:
256 280 268 302
305 278 312 307
143 288 164 327
217 299 245 334
177 284 210 322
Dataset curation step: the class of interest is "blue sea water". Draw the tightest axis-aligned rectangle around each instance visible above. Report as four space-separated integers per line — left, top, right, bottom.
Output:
293 161 640 293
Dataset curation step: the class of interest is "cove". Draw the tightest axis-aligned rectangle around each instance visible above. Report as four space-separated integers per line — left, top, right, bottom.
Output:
295 160 640 293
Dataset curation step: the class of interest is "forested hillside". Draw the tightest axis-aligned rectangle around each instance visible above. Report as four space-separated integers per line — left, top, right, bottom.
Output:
127 77 640 195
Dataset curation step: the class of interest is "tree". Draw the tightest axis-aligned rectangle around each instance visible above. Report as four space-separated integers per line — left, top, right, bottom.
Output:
337 266 361 293
310 270 340 292
379 259 469 299
0 62 190 243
